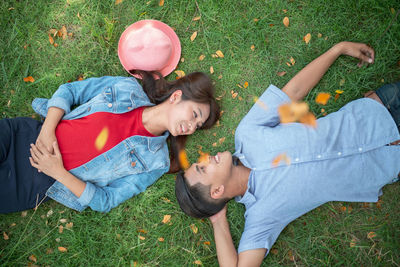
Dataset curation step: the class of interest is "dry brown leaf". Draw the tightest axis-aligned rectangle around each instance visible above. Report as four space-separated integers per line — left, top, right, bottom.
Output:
23 76 35 83
318 33 322 38
3 232 9 240
315 93 331 105
162 214 171 224
60 26 67 40
210 66 214 74
270 248 278 255
283 17 289 27
59 225 64 234
66 222 73 229
159 0 164 6
290 57 295 65
174 70 185 78
115 0 124 5
193 16 201 21
190 31 197 42
303 33 311 44
58 247 68 252
277 71 287 77
231 90 238 99
48 34 54 45
218 137 226 144
29 255 37 263
194 260 202 265
216 50 224 58
158 237 165 242
190 224 198 234
367 232 377 239
198 54 205 61
212 142 217 147
350 238 356 247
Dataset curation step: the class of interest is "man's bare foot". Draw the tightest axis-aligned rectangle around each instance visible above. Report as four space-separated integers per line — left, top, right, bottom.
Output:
364 91 384 105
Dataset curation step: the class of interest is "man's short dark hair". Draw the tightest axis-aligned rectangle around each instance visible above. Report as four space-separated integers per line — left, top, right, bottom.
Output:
175 171 230 218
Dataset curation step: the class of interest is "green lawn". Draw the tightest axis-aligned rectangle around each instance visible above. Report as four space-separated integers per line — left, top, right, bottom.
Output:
1 0 400 266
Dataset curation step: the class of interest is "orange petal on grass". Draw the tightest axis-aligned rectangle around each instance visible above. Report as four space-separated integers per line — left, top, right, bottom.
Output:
162 214 171 224
193 16 201 21
290 57 295 65
58 247 68 252
158 237 165 242
367 232 377 239
283 17 289 27
23 76 35 83
198 54 205 61
115 0 124 4
203 241 211 245
95 127 109 151
190 31 197 42
315 93 331 105
334 93 340 101
179 150 190 170
210 66 214 74
243 81 249 88
3 232 9 240
48 34 54 45
190 224 198 234
159 0 164 6
174 70 185 78
303 33 311 44
194 260 202 265
215 50 224 58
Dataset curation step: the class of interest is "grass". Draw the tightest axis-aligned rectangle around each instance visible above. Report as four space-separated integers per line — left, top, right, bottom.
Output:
1 0 400 266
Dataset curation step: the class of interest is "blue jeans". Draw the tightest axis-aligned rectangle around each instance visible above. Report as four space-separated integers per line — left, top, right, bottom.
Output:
0 118 54 213
376 81 400 131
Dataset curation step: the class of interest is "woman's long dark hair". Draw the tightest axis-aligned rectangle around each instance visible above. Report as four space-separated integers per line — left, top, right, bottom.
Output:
129 70 220 173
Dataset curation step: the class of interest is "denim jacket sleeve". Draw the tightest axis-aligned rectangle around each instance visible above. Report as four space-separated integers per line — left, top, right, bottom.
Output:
77 166 169 213
45 76 123 114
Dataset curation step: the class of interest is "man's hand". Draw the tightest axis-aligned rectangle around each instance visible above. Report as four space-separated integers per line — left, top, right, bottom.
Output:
336 41 375 67
29 141 65 179
35 127 57 154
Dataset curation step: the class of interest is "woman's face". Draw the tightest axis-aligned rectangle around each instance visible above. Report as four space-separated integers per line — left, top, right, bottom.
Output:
167 91 211 136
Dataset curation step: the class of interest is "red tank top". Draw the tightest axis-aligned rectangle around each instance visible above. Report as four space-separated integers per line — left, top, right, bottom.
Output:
55 106 154 170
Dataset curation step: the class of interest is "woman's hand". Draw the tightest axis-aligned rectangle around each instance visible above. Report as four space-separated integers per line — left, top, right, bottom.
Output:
336 41 375 67
35 127 57 154
29 141 66 180
209 205 227 225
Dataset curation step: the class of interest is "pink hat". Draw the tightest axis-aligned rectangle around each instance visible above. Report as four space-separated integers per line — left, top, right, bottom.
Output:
118 20 181 78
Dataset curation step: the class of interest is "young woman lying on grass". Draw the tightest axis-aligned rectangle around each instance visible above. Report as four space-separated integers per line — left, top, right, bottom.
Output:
175 41 399 267
0 70 219 214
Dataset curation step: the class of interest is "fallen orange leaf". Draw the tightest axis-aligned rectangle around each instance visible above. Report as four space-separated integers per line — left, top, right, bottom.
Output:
210 66 214 74
215 50 224 58
159 0 164 6
190 31 197 42
198 54 205 61
350 238 356 247
138 229 148 233
203 241 210 245
334 93 340 101
277 71 287 77
115 0 123 5
158 237 165 242
179 150 190 170
317 33 322 38
58 247 68 252
315 92 331 105
3 232 9 240
59 225 64 233
66 222 73 229
28 255 37 263
190 224 198 234
162 214 171 224
94 127 109 151
193 16 201 21
194 260 202 265
290 57 295 65
23 76 35 83
60 26 67 40
367 232 376 239
174 70 185 78
138 235 145 240
48 34 54 45
283 17 289 27
303 33 311 44
243 81 249 88
250 44 255 51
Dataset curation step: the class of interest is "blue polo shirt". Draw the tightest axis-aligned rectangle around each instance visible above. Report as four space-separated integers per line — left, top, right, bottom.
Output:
233 85 400 255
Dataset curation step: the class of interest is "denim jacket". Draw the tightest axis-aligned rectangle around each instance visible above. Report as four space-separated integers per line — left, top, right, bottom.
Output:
32 76 170 212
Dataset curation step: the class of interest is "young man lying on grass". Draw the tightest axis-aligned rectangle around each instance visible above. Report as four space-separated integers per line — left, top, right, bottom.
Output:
175 41 400 267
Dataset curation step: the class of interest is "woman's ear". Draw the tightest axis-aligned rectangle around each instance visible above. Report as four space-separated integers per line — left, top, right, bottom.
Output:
170 90 183 103
210 185 225 199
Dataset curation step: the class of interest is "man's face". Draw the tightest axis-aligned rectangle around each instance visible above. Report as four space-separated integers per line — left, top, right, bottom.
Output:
184 151 233 188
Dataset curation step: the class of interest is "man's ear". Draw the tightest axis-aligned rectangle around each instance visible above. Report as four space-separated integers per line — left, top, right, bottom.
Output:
170 90 182 103
210 185 225 199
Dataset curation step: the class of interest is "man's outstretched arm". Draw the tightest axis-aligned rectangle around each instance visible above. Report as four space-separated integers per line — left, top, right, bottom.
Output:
210 206 266 267
282 42 374 102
